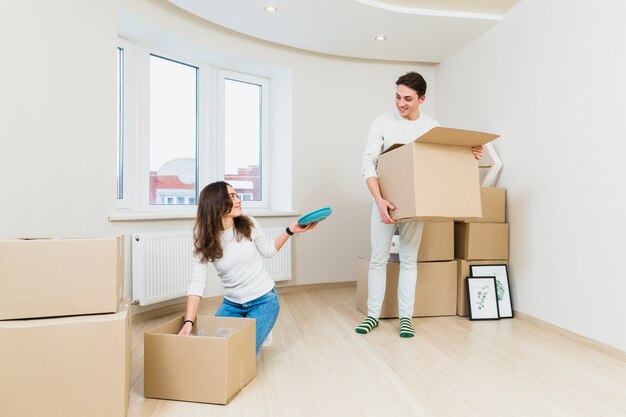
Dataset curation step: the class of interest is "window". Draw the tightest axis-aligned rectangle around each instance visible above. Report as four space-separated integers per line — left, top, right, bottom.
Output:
115 38 288 217
148 55 198 206
219 70 269 208
116 47 124 200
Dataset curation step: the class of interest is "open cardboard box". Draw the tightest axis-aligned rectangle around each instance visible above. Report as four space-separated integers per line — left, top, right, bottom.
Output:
144 315 256 405
378 127 499 222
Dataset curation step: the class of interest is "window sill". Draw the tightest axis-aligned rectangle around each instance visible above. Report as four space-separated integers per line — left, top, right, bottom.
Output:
108 209 300 222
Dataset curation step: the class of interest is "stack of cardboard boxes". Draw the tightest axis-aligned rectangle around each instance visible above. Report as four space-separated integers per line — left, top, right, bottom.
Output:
455 188 509 316
356 127 505 319
356 222 457 317
355 188 508 319
0 237 130 417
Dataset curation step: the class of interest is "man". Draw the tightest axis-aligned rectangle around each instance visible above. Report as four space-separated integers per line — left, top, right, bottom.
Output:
356 72 483 338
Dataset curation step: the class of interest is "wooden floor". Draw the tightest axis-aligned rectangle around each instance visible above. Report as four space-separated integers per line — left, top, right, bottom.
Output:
129 283 626 417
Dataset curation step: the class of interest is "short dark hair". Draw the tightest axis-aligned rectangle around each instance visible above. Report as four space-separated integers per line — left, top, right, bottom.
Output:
396 72 427 97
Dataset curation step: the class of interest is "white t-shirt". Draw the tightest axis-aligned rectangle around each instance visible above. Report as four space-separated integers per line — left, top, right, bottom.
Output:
362 110 439 180
187 217 277 304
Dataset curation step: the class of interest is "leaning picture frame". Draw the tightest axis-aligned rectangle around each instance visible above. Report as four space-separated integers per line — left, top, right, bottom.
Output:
466 276 500 321
470 264 513 318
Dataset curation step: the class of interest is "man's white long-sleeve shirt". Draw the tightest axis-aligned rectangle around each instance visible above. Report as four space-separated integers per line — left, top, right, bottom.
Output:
361 110 439 180
187 217 277 304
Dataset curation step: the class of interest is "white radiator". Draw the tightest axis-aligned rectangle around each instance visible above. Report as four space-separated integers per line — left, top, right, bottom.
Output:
132 230 193 306
131 228 292 306
262 228 292 282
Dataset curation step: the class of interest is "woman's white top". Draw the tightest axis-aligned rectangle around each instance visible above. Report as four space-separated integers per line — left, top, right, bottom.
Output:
361 110 439 180
187 217 277 304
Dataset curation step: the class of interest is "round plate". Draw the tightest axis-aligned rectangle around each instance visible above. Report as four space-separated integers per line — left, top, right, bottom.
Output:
297 207 333 226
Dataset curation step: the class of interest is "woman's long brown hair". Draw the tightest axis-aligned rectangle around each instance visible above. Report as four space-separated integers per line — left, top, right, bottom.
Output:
194 181 253 263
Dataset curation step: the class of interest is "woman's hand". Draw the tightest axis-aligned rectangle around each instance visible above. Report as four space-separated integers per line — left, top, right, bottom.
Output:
289 221 318 233
275 222 318 251
178 321 193 336
472 145 484 160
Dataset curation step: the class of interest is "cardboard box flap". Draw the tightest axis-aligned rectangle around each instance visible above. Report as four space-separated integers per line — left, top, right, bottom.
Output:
416 127 499 147
380 127 498 156
384 143 404 153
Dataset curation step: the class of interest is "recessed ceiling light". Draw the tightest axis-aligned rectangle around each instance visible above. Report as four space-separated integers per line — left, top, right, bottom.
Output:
264 6 278 13
374 35 387 41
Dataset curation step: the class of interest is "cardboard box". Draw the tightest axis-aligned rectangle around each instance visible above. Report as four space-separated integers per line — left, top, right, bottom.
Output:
419 221 454 261
454 223 509 260
456 260 509 316
144 316 256 405
356 258 457 318
0 236 124 320
0 300 131 417
389 221 454 262
458 187 506 223
378 127 498 222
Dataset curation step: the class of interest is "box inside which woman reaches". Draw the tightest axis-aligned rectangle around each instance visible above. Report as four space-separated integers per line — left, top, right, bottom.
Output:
144 315 256 405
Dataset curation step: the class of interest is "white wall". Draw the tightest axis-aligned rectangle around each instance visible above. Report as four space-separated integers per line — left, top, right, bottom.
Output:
1 1 117 236
1 0 435 312
435 0 626 351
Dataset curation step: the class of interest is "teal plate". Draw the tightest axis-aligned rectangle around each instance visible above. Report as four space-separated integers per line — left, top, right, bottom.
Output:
297 207 333 226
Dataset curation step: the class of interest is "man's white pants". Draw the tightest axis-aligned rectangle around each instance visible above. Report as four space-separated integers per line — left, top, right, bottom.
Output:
367 203 424 319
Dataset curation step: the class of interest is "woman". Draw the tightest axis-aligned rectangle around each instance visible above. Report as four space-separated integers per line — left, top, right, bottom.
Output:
178 181 317 354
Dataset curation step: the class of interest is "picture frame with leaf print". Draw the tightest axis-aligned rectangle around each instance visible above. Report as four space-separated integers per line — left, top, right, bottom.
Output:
466 276 500 321
470 264 513 319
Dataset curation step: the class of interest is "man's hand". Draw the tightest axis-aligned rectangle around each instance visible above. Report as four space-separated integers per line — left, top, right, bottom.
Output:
376 198 396 224
472 145 484 160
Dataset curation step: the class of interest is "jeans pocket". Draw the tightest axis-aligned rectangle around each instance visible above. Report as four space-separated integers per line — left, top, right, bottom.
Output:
266 288 278 301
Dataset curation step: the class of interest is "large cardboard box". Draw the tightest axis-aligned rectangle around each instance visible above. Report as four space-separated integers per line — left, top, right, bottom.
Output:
456 260 509 316
144 316 256 405
390 221 454 262
0 236 124 320
458 187 506 223
0 300 131 417
454 223 509 260
378 127 498 222
356 258 457 318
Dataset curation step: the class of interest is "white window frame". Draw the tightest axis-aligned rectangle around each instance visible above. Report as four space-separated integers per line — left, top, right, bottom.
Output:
139 51 200 213
118 43 204 213
114 37 285 218
116 39 134 210
217 69 270 209
116 46 125 201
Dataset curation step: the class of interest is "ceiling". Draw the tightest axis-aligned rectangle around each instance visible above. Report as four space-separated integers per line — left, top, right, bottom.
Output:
168 0 520 63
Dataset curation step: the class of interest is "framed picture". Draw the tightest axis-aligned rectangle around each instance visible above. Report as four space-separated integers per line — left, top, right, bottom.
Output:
470 264 513 318
466 276 500 320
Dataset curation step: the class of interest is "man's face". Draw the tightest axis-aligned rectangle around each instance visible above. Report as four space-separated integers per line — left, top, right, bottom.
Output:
395 84 425 120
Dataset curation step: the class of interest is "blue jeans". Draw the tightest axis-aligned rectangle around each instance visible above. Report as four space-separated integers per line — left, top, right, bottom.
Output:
214 288 280 355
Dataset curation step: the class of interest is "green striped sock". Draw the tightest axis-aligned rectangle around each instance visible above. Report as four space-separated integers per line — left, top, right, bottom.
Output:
399 318 415 338
355 316 379 334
